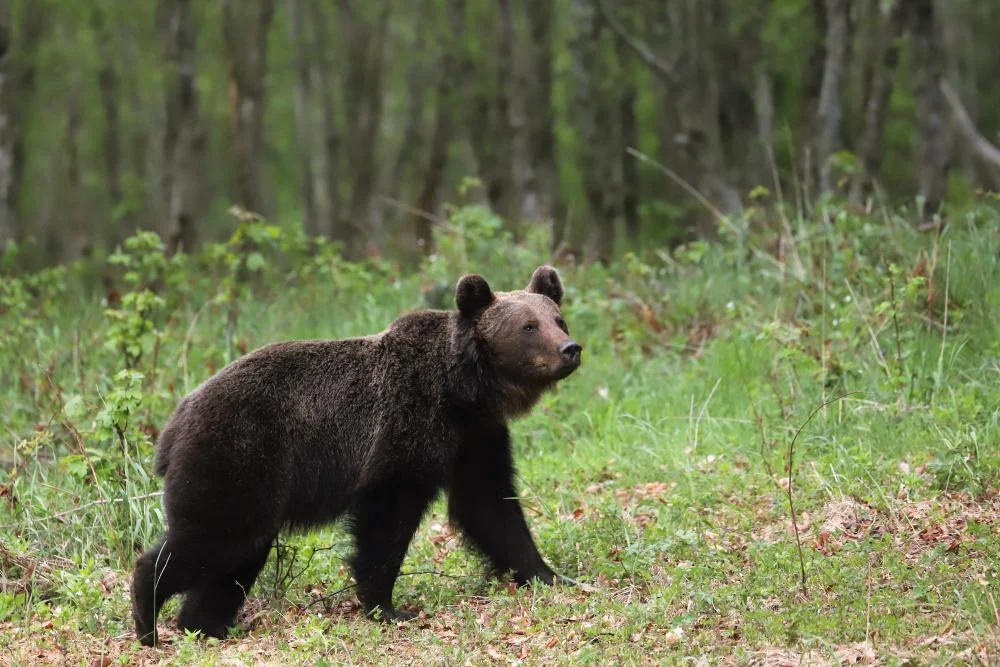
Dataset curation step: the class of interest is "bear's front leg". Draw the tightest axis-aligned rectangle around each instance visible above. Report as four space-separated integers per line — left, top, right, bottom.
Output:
448 427 562 586
349 480 438 622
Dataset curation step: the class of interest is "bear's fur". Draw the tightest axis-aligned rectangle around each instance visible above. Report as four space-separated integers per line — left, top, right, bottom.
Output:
131 265 582 646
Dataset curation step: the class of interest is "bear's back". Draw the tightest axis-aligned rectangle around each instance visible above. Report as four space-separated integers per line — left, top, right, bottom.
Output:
154 338 381 475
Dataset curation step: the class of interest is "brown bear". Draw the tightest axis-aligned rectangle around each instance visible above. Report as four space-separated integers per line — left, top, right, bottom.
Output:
131 265 582 646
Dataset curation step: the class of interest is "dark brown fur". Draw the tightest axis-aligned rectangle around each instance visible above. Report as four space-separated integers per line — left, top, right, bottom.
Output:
130 266 582 646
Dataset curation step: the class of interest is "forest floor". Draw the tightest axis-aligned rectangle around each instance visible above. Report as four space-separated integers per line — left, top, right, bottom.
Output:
1 205 998 665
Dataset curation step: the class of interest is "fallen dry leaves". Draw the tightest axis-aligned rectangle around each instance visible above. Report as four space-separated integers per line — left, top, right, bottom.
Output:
745 489 999 564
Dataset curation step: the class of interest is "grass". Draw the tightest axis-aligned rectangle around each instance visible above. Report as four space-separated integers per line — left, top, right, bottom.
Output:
1 201 999 665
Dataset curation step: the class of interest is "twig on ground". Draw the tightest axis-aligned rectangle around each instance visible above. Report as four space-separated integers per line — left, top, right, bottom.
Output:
786 391 860 596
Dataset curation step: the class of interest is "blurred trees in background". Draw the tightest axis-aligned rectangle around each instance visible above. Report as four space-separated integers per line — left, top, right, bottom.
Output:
1 0 999 268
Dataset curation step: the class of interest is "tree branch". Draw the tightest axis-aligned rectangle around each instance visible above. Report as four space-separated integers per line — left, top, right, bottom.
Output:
940 79 1000 168
595 0 678 84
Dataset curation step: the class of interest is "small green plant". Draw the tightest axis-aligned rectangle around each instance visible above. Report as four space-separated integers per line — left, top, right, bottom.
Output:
206 207 287 361
104 289 166 369
107 231 169 290
104 232 173 369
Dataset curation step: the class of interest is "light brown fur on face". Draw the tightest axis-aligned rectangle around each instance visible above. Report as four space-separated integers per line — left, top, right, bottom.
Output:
480 291 577 399
451 265 581 419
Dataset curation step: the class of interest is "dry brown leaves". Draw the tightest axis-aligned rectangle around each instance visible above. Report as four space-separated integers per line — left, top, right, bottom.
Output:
0 542 74 596
746 489 999 564
743 642 878 666
740 632 997 667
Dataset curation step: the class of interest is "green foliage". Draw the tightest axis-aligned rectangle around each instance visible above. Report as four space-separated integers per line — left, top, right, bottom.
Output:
104 232 173 368
0 261 68 355
104 289 166 369
93 369 146 445
108 232 169 289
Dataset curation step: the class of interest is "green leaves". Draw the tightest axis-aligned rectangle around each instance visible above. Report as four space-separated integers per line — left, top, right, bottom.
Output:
245 251 267 273
103 289 165 368
108 231 168 289
93 369 146 444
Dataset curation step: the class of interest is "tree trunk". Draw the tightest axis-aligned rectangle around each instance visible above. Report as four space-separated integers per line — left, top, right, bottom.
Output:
524 0 561 230
221 0 276 217
618 46 640 245
754 68 775 169
569 0 616 263
674 0 742 223
122 29 149 240
0 0 44 252
0 1 14 250
800 0 827 195
307 0 342 244
489 0 516 221
501 0 531 224
414 63 454 256
384 4 428 235
92 6 127 244
850 4 904 205
287 0 318 236
337 0 391 257
61 90 83 259
160 0 203 254
908 0 951 218
462 0 518 223
816 0 850 196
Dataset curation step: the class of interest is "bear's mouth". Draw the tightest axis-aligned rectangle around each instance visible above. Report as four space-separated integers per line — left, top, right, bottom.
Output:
552 357 581 380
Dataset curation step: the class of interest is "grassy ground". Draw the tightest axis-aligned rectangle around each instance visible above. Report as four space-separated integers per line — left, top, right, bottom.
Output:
1 203 998 665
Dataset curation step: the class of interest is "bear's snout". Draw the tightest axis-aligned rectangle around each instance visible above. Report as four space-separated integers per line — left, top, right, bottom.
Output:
559 340 582 363
557 340 582 376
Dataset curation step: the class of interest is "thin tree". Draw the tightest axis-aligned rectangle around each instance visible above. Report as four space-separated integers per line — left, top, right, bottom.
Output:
160 0 204 253
222 0 276 217
307 0 342 244
850 3 905 205
0 0 45 252
570 0 617 263
523 0 562 231
92 5 129 243
337 0 391 257
908 0 951 219
288 0 318 236
816 0 850 196
0 0 14 250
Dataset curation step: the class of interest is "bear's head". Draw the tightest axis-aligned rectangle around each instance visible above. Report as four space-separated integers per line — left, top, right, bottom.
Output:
452 265 582 416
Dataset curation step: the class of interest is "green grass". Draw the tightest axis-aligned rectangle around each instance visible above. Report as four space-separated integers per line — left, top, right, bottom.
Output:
1 203 998 665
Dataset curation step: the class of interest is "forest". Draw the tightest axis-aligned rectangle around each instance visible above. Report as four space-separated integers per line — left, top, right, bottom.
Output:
1 1 999 664
1 0 999 266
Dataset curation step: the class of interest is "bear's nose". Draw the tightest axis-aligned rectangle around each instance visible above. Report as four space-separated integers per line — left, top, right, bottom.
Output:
559 341 582 362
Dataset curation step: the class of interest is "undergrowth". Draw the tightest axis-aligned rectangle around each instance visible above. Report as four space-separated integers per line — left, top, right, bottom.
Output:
1 199 998 665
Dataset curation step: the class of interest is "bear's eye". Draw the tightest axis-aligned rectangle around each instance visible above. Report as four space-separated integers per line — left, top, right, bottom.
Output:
556 317 569 334
523 323 538 333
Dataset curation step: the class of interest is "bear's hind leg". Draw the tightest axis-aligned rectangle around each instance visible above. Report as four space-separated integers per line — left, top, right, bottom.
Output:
131 537 201 647
176 547 270 640
349 481 437 622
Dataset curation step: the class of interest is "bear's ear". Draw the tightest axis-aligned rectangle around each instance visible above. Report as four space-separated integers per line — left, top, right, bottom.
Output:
456 273 495 317
526 265 563 306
